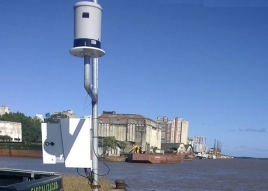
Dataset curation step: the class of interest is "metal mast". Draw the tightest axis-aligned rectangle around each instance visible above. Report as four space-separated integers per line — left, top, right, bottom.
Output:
70 0 104 190
92 48 99 191
91 0 99 189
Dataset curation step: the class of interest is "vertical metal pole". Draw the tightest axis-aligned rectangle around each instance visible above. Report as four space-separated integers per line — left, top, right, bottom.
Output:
85 54 98 190
92 1 99 190
92 57 98 190
84 56 90 91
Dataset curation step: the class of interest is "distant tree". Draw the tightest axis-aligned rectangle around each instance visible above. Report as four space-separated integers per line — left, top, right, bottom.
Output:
44 113 68 123
45 113 51 119
98 136 117 154
0 112 41 142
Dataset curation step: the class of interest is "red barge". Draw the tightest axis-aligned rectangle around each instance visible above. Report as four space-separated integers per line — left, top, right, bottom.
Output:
127 153 184 164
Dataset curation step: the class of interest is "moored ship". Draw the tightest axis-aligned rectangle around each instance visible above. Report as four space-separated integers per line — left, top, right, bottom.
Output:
127 153 184 164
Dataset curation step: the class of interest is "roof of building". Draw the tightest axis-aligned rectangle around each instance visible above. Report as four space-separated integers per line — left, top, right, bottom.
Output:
99 113 146 119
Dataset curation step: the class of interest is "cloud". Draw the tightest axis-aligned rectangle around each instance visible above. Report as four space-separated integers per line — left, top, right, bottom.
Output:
235 145 247 149
248 147 268 152
229 128 266 133
236 145 268 152
159 0 203 5
204 0 268 8
159 0 268 8
244 128 266 132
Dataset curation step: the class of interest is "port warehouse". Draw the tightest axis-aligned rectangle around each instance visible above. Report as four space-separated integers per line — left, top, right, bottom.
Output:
98 112 162 153
98 112 190 154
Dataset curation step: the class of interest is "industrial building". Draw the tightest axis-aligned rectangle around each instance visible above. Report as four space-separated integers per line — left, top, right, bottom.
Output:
98 112 161 153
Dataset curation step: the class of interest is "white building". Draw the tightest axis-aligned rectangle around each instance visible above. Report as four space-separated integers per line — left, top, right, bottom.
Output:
193 136 207 153
54 110 76 118
0 121 22 142
35 114 44 122
0 106 10 116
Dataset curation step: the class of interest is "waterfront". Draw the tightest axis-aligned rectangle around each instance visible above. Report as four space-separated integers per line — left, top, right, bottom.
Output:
0 157 267 191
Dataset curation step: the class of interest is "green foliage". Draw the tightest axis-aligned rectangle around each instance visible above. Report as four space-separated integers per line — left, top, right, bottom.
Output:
0 112 41 142
0 143 41 150
98 136 117 153
98 137 127 154
0 111 68 144
44 113 68 123
45 113 51 119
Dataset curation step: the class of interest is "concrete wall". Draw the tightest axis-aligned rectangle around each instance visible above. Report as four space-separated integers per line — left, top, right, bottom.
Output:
98 123 136 142
160 123 167 143
98 115 161 153
144 119 161 150
0 121 22 142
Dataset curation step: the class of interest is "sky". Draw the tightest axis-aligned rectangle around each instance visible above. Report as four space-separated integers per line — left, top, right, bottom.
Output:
1 0 268 158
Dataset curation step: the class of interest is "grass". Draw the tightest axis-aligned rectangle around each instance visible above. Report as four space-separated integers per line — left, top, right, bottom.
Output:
0 143 42 150
62 174 115 191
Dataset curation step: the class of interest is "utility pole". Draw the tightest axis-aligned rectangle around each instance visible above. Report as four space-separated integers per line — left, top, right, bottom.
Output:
91 0 99 186
70 1 104 190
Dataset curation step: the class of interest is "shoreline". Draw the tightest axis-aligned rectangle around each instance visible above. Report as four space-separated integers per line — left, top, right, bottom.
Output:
0 149 42 158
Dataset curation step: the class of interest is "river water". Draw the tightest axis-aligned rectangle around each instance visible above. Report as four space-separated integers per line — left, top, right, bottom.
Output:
0 156 267 191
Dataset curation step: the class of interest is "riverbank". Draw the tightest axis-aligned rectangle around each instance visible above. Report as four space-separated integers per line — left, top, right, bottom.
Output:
0 143 42 158
62 175 129 191
101 155 126 162
62 175 116 191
